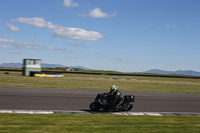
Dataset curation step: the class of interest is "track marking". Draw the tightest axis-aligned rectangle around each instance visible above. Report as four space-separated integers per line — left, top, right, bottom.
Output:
0 110 200 116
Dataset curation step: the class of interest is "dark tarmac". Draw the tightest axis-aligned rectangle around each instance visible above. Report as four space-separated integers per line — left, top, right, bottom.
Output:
0 86 200 112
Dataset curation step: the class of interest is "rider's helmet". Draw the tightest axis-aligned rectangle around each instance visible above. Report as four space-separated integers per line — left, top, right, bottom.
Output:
110 85 118 93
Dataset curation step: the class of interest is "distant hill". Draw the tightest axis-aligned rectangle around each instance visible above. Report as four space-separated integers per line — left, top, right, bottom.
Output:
67 66 91 70
143 69 174 74
1 63 200 76
0 63 91 70
142 69 200 76
42 63 67 68
0 63 22 68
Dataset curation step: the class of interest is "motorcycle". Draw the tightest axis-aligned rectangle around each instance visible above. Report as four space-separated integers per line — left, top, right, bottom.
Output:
89 93 135 112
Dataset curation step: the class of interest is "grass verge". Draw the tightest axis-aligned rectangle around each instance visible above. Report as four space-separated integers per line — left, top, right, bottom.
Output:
0 113 199 133
0 71 200 93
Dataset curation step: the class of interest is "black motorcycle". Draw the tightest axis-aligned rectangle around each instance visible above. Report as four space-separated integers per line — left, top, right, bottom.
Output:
90 93 135 112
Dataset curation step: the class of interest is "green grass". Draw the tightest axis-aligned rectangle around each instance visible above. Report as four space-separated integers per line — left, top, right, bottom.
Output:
0 71 199 133
0 113 199 133
0 71 200 93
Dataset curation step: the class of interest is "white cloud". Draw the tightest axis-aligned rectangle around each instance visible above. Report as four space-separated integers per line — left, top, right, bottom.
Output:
0 37 42 50
65 42 85 47
0 37 15 43
23 42 42 50
122 59 127 63
79 8 117 18
116 58 128 63
148 24 154 28
12 17 52 28
47 46 64 51
69 56 76 58
47 46 60 50
166 24 176 28
12 17 104 41
0 37 72 53
47 46 72 53
63 0 78 7
6 23 20 32
62 50 72 53
53 26 103 41
12 41 23 48
1 45 17 49
30 37 35 40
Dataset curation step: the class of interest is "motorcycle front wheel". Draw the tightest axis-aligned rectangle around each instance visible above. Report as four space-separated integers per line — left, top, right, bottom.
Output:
126 103 133 111
89 102 101 111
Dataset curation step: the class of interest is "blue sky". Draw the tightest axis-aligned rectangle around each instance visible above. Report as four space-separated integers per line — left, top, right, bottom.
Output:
0 0 200 72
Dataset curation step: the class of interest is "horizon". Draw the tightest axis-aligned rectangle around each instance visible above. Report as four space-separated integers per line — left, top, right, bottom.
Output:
0 0 200 72
1 62 200 74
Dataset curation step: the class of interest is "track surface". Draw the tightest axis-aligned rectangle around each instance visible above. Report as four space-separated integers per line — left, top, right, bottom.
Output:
0 86 200 112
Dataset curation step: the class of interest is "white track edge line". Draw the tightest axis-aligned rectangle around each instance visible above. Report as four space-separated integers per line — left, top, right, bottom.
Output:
0 110 200 116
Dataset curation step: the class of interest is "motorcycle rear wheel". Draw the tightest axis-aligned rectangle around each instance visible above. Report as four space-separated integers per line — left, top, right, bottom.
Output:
90 102 101 111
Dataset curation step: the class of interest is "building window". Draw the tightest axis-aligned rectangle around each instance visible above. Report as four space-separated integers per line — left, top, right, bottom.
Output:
30 60 35 65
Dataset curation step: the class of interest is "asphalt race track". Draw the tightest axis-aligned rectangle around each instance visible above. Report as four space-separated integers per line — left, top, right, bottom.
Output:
0 86 200 113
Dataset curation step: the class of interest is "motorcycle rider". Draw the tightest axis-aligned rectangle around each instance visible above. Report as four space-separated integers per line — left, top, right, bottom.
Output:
107 85 124 110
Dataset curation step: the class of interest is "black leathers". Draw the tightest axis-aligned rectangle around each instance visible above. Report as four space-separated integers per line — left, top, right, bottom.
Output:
107 90 124 108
